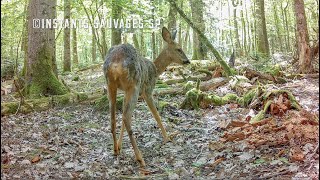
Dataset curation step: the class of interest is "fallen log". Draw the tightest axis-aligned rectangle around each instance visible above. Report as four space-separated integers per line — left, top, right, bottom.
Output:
244 68 286 83
164 75 209 85
285 73 319 79
200 77 228 91
1 93 88 116
77 63 103 72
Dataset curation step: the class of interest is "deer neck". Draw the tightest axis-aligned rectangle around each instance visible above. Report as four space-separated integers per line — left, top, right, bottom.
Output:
153 49 172 77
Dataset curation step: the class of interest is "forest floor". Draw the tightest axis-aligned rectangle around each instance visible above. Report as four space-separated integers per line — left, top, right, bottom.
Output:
1 61 319 179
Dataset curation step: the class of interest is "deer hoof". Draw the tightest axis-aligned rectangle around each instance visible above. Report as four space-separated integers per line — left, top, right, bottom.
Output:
113 149 120 156
163 136 172 144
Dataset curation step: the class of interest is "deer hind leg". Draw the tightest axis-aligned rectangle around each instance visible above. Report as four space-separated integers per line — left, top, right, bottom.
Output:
143 92 169 142
107 84 119 155
117 120 125 152
123 86 146 167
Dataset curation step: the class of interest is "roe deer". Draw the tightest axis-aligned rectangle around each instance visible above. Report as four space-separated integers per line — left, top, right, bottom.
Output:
103 27 190 167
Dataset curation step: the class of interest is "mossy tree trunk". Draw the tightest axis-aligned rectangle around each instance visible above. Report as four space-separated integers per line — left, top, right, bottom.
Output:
189 0 207 60
92 27 97 63
25 0 68 98
63 0 71 72
255 0 270 56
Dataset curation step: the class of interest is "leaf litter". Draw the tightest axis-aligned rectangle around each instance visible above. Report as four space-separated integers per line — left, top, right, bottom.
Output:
1 66 319 179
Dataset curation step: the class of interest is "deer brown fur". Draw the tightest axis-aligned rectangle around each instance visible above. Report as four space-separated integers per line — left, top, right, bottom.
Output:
103 27 190 167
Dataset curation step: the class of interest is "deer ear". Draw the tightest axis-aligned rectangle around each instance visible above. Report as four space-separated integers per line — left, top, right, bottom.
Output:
162 27 174 44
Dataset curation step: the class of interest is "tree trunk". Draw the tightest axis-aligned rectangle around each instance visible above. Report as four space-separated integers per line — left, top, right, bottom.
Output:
293 0 312 73
273 3 283 52
111 0 122 46
133 33 140 50
281 2 290 52
255 0 270 56
240 0 247 55
72 28 79 66
25 0 67 98
152 0 157 59
244 0 251 52
140 29 145 56
189 0 207 60
232 0 242 56
183 25 190 52
92 27 97 63
63 0 71 72
21 0 29 77
167 5 177 31
101 28 108 59
51 0 58 76
228 0 234 51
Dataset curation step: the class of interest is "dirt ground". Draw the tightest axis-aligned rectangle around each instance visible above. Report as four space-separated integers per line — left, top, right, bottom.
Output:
1 67 319 179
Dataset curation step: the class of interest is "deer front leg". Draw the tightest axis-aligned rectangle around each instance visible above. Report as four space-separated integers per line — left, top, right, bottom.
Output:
108 85 119 155
143 93 169 143
123 86 146 167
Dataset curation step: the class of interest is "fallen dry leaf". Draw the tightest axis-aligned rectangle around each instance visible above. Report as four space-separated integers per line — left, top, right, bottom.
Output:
208 157 225 169
139 168 152 176
31 155 41 163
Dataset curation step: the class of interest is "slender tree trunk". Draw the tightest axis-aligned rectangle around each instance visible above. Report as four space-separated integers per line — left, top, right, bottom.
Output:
92 27 97 63
282 1 290 52
293 0 312 73
244 0 251 52
167 5 177 31
133 33 140 50
72 28 79 66
183 26 190 52
111 0 122 45
273 3 283 52
51 0 58 76
140 29 145 56
21 0 29 76
152 0 157 59
101 28 107 59
240 0 247 55
255 0 270 56
25 0 67 97
232 0 242 56
63 0 71 72
178 22 182 45
189 0 206 60
228 0 234 51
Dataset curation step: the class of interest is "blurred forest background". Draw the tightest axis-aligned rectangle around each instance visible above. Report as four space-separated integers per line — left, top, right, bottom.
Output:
1 0 318 80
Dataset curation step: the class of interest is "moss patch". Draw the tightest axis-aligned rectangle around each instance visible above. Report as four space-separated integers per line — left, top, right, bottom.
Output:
26 45 68 98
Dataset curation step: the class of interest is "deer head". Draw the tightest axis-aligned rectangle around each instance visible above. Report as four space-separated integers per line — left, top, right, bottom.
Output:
161 27 190 65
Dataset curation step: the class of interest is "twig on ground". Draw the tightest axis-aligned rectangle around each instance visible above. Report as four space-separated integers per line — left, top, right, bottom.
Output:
195 145 205 162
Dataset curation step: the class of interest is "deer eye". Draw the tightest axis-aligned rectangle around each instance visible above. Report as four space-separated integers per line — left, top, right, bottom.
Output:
177 49 183 53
